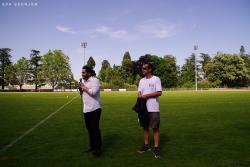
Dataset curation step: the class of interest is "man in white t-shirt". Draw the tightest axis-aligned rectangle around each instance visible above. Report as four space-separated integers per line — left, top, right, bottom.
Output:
137 62 162 159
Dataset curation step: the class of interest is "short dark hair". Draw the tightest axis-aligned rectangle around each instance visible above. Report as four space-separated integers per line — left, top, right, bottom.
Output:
82 65 96 76
143 62 155 72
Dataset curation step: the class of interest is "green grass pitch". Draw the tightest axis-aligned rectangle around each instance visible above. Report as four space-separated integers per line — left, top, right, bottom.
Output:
0 91 250 167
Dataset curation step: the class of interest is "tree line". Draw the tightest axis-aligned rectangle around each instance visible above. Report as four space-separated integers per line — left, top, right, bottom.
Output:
96 45 250 89
1 46 250 90
0 49 74 91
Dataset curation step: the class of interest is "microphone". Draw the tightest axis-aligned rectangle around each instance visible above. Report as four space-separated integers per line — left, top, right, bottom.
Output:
79 78 83 95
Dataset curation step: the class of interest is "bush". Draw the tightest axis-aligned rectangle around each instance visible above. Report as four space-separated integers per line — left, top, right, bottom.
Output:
100 82 112 89
100 82 137 89
124 83 137 89
181 81 194 88
198 80 212 88
198 80 221 88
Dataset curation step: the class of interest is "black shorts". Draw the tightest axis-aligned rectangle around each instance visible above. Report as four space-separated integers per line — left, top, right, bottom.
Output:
145 112 160 129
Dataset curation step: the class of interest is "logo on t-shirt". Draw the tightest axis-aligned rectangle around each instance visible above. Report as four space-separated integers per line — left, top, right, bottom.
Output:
149 83 155 91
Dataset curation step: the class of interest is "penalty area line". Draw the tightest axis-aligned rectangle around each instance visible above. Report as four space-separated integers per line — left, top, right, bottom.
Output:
0 94 79 154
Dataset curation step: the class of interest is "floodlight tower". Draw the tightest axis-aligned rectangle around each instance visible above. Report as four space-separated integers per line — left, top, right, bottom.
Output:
194 45 198 91
81 42 87 65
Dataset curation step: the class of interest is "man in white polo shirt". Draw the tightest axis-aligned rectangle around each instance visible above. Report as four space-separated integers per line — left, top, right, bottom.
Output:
79 65 102 157
137 62 162 159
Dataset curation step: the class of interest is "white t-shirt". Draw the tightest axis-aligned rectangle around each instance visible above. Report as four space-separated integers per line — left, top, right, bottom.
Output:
138 76 162 112
81 77 101 113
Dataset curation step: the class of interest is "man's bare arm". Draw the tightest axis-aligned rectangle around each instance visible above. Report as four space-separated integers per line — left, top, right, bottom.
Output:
141 91 162 99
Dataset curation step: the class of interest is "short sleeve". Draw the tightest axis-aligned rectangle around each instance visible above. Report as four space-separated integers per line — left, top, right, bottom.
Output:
138 79 143 92
155 77 162 92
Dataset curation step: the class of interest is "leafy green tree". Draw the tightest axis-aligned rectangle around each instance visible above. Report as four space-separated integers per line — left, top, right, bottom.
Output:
98 70 106 82
98 60 111 82
0 48 12 90
133 54 179 88
4 64 18 87
179 54 196 87
104 66 114 83
15 57 30 90
205 53 249 87
134 54 162 77
28 49 43 91
102 65 125 88
110 65 125 88
239 46 250 85
156 55 178 88
122 51 132 64
121 51 133 83
42 50 72 89
239 46 249 85
199 53 211 79
87 56 96 68
56 72 75 89
176 65 181 85
134 74 141 85
241 54 250 85
101 60 111 70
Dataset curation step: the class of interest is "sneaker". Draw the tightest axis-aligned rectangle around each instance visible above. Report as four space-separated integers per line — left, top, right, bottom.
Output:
153 147 160 159
138 144 151 154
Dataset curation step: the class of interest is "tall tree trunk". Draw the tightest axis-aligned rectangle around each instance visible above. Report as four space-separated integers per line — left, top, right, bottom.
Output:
1 80 4 90
19 84 23 91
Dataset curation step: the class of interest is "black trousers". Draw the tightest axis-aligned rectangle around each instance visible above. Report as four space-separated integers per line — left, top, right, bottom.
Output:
84 108 102 149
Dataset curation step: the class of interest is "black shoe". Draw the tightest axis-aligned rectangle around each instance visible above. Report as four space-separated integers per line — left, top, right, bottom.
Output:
153 147 160 159
92 149 102 157
85 148 95 153
138 144 151 154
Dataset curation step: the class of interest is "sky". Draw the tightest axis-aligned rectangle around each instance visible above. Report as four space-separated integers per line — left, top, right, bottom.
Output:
0 0 250 80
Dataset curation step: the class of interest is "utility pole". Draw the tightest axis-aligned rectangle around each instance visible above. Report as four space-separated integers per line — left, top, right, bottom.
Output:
81 42 87 65
194 45 198 91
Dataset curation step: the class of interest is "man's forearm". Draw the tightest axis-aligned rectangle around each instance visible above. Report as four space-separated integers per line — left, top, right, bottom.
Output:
144 91 162 99
79 87 83 95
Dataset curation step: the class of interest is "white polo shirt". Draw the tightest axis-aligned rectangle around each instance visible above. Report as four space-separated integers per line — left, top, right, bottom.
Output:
81 77 101 113
138 76 162 112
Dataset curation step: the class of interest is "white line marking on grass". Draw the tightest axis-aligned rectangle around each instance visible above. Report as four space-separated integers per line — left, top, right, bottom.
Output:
0 94 79 153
